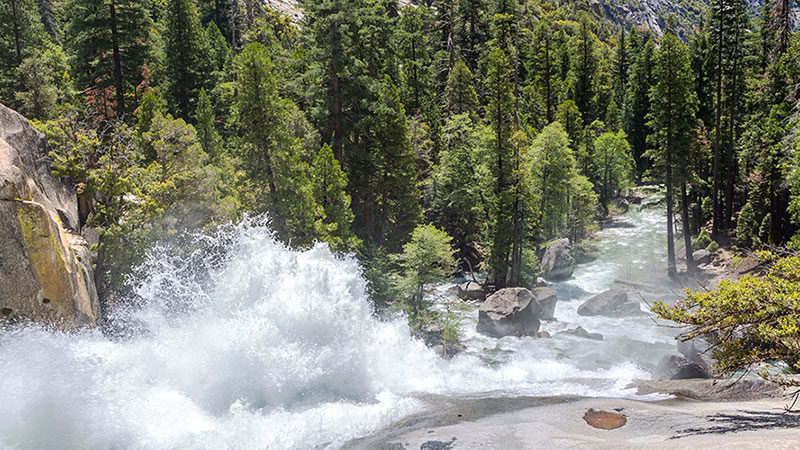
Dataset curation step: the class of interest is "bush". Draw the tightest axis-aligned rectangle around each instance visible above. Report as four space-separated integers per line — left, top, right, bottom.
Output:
693 229 712 249
706 240 720 252
653 252 800 387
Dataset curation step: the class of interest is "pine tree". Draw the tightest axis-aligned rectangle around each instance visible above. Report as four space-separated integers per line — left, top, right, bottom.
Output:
311 143 357 251
592 130 634 210
647 32 698 278
568 13 598 123
397 5 436 116
613 27 629 108
444 60 479 115
194 88 223 162
66 0 152 117
530 121 577 240
486 46 514 288
164 0 210 120
623 39 655 179
0 0 47 106
369 76 422 251
431 114 485 262
233 43 318 243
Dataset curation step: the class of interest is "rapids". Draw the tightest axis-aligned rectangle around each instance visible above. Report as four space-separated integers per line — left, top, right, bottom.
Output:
0 207 678 449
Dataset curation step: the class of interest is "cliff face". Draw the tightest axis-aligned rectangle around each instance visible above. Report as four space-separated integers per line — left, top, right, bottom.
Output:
0 103 99 327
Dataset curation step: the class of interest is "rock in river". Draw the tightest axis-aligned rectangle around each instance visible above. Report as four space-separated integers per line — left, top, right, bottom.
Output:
540 238 575 280
534 286 558 320
457 280 486 301
0 103 99 327
656 355 712 380
577 288 643 317
477 288 542 338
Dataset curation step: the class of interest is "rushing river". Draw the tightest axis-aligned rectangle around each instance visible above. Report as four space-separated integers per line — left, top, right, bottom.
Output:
0 206 679 449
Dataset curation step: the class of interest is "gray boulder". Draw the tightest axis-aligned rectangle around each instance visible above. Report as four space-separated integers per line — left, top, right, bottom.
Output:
477 288 542 338
577 288 643 317
677 338 715 373
693 249 712 265
0 103 99 327
457 280 486 301
540 238 575 280
534 287 558 320
656 355 712 380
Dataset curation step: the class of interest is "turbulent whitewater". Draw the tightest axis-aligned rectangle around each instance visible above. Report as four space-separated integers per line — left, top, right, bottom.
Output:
0 213 668 449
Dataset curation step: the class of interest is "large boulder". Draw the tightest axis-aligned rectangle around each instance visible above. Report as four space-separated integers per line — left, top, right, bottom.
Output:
457 280 486 301
534 287 558 320
540 238 575 280
577 288 643 317
656 355 712 380
692 249 712 265
0 103 99 327
477 288 542 338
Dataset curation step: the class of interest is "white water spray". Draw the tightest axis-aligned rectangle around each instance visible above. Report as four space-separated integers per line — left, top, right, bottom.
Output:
0 216 658 449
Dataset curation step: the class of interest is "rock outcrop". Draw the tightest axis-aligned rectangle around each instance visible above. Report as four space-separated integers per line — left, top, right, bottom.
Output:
540 238 575 280
477 288 542 338
577 288 643 317
0 103 99 327
534 287 558 320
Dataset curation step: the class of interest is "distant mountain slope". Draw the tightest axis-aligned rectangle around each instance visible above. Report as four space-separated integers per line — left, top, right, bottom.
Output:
265 0 798 38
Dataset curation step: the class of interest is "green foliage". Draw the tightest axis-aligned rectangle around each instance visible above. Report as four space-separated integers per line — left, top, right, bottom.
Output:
15 43 72 119
444 60 479 115
591 130 634 208
706 240 720 252
369 76 423 250
529 121 576 239
485 45 515 287
0 0 48 106
164 0 210 119
310 143 357 251
394 224 456 314
232 42 318 245
194 88 223 162
653 253 800 382
693 229 713 249
66 0 152 116
430 114 486 256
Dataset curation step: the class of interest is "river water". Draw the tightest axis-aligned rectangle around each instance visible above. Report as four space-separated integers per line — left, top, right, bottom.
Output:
0 206 680 449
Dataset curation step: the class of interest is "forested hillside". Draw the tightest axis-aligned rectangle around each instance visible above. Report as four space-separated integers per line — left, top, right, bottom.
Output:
1 0 799 325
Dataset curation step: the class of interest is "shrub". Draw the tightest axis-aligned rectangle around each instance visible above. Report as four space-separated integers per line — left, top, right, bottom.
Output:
706 241 720 252
653 252 800 388
693 229 712 249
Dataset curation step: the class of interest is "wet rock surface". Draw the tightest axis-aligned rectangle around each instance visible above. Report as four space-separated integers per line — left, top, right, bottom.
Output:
0 103 99 327
583 409 627 429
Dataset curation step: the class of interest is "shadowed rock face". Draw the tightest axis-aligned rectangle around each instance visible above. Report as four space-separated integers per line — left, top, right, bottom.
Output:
540 238 575 281
0 103 99 327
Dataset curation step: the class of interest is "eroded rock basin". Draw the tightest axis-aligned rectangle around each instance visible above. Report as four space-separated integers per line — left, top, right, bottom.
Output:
348 387 800 449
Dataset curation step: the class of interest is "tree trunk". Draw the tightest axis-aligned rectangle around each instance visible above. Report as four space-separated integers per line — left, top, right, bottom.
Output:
724 41 739 229
682 181 695 273
544 33 553 123
666 159 677 279
11 0 21 62
109 0 126 115
711 0 724 237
